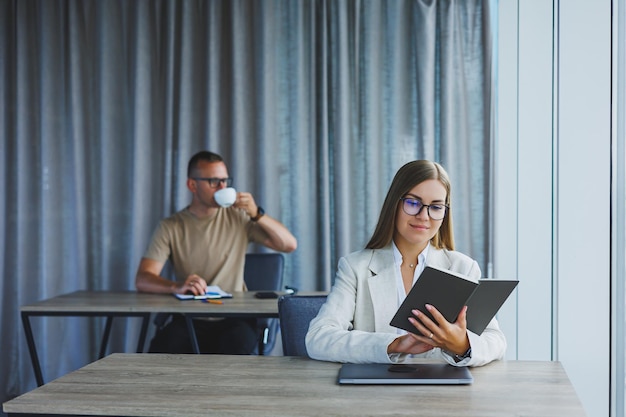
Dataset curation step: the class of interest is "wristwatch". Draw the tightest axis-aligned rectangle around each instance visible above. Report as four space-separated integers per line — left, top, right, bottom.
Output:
251 206 265 222
453 347 472 362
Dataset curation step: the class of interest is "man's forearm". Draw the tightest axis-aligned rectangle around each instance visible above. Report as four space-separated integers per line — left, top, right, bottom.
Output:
135 271 177 294
255 215 298 253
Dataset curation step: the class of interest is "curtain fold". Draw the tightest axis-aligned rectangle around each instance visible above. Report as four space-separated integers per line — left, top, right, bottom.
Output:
0 0 492 405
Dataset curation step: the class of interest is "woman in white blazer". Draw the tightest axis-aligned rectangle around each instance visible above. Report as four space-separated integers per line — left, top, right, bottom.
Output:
306 160 506 366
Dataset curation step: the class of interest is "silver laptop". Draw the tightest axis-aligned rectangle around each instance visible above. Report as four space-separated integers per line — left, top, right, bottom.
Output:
337 363 473 385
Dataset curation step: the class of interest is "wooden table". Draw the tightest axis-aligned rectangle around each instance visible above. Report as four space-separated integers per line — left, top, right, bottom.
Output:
3 354 586 417
21 290 304 386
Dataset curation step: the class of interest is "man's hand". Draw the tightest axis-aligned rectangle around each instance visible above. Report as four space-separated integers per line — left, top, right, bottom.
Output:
182 274 208 295
233 191 258 218
233 191 298 253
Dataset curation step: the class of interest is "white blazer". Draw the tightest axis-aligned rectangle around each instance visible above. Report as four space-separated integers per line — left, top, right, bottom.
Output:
305 245 507 366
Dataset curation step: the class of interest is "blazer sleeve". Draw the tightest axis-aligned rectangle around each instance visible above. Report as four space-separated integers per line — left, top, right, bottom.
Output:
305 255 398 363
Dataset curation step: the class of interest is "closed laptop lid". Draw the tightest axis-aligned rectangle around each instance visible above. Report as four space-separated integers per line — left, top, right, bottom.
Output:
337 363 473 385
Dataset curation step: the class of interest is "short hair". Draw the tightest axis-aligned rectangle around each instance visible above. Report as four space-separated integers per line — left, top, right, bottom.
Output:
187 151 224 178
365 160 455 251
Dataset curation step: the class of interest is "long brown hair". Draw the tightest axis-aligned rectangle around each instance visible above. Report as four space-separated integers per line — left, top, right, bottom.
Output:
365 160 455 250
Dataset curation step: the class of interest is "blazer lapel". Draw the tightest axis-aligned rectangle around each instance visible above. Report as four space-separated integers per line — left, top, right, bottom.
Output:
424 247 452 270
366 246 400 332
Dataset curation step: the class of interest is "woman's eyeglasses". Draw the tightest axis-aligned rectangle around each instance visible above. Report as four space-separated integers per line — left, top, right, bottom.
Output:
400 198 448 220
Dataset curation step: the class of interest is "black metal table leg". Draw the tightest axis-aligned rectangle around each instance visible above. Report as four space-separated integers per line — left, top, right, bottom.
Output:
136 313 150 352
21 312 44 387
99 316 114 358
184 315 200 353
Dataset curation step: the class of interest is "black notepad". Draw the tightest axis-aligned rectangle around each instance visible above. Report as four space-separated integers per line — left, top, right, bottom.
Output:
389 266 518 336
337 363 473 385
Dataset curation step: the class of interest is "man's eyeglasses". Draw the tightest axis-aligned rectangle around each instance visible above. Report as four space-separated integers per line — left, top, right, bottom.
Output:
192 177 233 188
400 198 448 220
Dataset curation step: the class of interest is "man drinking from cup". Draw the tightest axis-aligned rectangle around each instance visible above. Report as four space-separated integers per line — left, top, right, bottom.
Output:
135 150 297 354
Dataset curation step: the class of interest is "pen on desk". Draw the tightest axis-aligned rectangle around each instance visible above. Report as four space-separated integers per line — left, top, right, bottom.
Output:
203 299 223 304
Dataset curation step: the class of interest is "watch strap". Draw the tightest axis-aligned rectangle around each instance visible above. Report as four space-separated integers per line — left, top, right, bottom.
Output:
251 206 265 222
453 347 472 362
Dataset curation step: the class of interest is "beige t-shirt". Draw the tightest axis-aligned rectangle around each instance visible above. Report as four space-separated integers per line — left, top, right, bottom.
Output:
143 207 269 292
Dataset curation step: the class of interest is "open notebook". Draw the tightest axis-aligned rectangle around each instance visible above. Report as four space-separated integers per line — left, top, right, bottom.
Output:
337 363 473 385
173 285 233 300
390 266 518 336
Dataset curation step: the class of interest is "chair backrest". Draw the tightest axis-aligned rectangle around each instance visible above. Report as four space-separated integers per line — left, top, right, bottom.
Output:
278 295 327 357
244 253 284 355
244 253 284 291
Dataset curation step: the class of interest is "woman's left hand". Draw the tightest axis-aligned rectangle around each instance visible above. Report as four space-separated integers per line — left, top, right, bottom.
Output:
408 304 470 356
387 333 434 355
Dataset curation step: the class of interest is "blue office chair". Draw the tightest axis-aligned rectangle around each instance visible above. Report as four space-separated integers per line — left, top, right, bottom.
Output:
277 295 327 357
243 253 285 355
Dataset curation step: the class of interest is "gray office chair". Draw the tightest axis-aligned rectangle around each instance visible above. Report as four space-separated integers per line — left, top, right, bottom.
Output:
277 295 327 357
243 252 284 355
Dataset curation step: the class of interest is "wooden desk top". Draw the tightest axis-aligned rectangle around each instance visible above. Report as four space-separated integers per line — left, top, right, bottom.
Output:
3 354 586 417
20 290 324 318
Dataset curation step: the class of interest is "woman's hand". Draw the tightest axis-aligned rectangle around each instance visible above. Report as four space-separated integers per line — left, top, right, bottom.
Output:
408 304 471 356
387 333 435 355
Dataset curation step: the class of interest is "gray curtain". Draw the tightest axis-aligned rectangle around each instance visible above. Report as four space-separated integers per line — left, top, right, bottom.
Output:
0 0 492 406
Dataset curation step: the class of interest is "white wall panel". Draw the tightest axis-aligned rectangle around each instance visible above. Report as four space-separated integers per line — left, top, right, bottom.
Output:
495 1 613 415
556 2 611 416
516 0 555 361
492 0 519 360
494 0 554 361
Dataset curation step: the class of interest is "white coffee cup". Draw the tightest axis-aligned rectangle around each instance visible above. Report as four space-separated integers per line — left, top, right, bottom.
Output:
214 187 237 207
